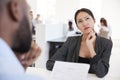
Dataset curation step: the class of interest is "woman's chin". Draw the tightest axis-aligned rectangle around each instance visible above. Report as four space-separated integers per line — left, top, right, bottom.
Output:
84 30 91 34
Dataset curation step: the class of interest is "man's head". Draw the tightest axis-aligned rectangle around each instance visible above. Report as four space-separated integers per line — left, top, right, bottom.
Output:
0 0 32 53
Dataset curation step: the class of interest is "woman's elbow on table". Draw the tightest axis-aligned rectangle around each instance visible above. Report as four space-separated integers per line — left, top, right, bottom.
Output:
96 68 108 78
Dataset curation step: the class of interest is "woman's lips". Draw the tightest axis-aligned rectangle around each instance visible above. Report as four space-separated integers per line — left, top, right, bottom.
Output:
84 27 90 30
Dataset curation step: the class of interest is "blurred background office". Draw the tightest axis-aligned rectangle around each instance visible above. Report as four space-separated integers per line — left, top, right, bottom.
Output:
27 0 120 78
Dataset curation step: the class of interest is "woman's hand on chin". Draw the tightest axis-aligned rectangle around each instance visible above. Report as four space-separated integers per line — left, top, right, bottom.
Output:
86 31 96 58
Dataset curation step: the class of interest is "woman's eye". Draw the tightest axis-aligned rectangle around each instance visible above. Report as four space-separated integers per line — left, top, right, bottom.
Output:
86 18 90 20
78 20 82 23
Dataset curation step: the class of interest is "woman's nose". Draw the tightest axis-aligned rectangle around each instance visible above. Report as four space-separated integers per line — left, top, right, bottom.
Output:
82 21 88 27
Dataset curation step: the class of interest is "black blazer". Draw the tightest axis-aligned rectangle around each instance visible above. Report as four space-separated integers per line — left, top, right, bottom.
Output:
46 35 113 78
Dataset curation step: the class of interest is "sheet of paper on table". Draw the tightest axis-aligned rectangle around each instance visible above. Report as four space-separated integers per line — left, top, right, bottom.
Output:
49 61 90 80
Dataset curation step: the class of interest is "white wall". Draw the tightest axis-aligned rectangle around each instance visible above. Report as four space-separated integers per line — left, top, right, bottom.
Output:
26 0 37 12
35 24 49 68
45 23 64 41
55 0 80 23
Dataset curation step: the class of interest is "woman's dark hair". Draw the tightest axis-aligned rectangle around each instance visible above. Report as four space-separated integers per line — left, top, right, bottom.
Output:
100 18 108 27
74 8 95 24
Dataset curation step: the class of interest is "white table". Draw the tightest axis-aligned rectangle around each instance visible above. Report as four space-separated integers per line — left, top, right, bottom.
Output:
26 67 120 80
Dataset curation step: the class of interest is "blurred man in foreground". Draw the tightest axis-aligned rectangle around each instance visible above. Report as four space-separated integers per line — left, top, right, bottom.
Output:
0 0 41 79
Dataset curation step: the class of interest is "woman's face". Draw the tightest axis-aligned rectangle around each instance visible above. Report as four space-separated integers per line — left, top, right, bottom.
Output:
76 12 95 34
100 22 104 26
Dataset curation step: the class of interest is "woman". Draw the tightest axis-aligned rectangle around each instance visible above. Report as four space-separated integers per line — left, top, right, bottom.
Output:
46 8 113 78
99 18 111 39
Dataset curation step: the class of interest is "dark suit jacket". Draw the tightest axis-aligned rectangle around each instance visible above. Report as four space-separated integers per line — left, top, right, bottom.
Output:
46 35 113 78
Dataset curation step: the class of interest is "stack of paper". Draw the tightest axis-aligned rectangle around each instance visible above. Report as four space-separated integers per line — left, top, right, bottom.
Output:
49 61 90 80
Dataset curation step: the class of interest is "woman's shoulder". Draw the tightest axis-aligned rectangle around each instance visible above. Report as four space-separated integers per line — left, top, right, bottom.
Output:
97 35 113 46
65 36 82 44
67 35 82 40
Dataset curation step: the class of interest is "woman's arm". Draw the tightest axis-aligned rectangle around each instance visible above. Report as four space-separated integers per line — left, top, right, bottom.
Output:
86 31 113 77
89 39 113 78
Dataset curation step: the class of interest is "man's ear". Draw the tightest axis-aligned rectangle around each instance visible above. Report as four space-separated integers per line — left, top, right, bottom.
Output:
7 1 22 22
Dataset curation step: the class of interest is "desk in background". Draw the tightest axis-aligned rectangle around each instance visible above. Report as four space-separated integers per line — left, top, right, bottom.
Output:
47 37 67 59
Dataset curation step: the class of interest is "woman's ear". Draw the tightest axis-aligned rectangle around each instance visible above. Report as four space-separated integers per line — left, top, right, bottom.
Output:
7 1 22 22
